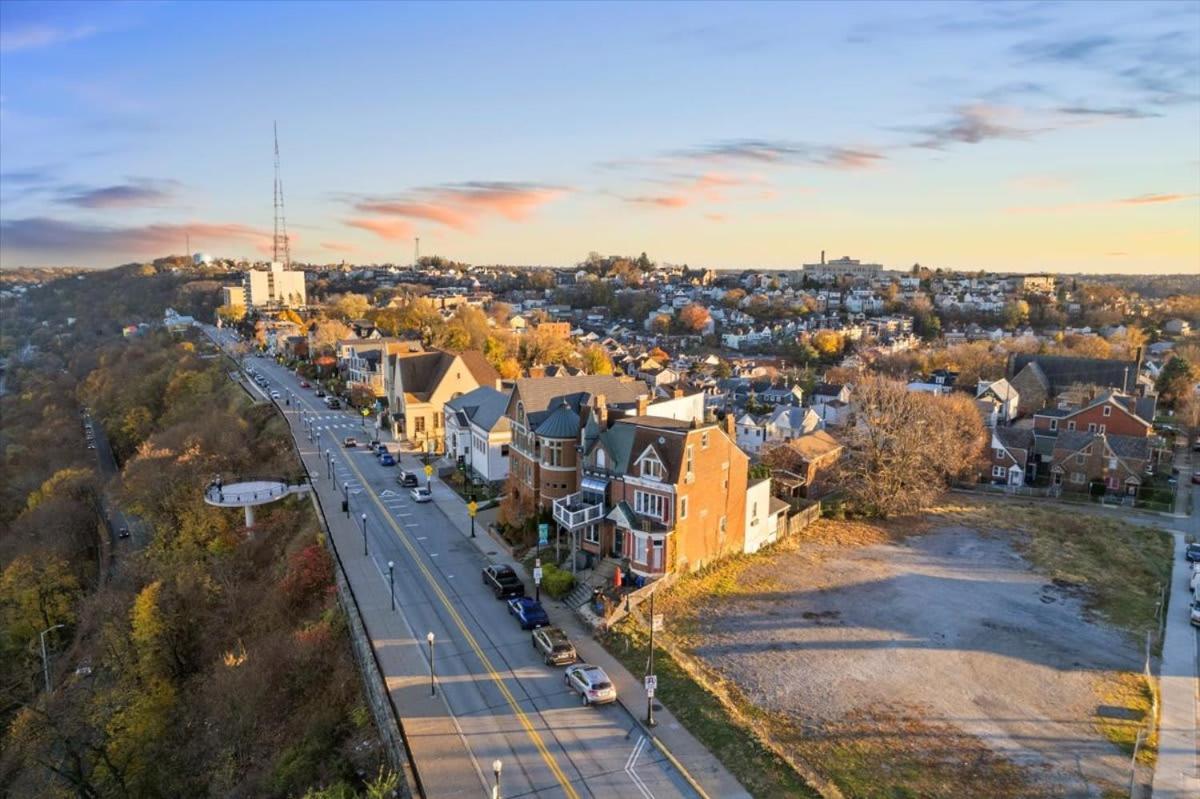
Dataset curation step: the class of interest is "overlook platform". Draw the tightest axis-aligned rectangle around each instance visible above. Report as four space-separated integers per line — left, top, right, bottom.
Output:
203 480 310 526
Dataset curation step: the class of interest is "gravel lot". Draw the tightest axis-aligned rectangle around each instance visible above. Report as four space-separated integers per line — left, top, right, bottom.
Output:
686 524 1142 797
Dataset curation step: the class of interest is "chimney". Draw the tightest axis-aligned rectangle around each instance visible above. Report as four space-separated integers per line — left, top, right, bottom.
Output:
821 250 825 265
636 393 649 416
673 385 685 399
723 411 736 440
595 394 608 426
529 365 545 379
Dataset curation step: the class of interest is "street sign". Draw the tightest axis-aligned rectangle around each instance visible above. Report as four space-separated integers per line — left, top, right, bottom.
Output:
644 675 657 697
468 500 478 517
361 408 370 417
538 523 549 546
533 567 543 584
424 464 433 477
651 614 664 633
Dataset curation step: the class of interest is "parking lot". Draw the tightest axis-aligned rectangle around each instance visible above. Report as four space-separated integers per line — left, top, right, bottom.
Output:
676 520 1151 798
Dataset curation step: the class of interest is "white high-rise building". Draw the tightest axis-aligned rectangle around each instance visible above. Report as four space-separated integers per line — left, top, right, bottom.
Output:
244 261 306 308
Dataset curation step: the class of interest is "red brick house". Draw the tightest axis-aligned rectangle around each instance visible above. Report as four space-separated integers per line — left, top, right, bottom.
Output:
990 427 1033 486
1048 430 1150 495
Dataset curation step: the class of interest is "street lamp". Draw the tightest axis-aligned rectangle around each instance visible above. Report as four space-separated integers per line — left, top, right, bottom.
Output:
40 623 65 693
427 632 436 696
388 561 395 611
343 481 350 516
492 759 503 799
361 512 368 556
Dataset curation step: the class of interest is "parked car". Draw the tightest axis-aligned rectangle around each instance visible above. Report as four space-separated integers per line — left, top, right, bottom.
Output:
1190 569 1200 593
315 389 326 398
410 486 433 503
326 398 342 409
532 626 577 666
299 380 311 388
397 470 419 488
482 564 526 599
506 597 549 630
343 436 358 448
270 390 281 399
564 664 617 706
118 526 130 539
1186 543 1200 562
1191 601 1200 627
379 453 396 467
1192 472 1200 486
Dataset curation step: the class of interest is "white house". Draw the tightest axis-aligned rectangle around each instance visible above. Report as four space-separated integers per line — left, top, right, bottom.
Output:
765 406 821 442
743 478 788 554
735 413 768 454
443 385 512 483
976 379 1019 425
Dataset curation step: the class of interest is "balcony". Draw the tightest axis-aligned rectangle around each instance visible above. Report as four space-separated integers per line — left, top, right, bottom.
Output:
553 491 605 530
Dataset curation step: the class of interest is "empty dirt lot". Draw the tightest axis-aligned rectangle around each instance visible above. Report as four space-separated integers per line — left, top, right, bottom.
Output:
662 506 1170 799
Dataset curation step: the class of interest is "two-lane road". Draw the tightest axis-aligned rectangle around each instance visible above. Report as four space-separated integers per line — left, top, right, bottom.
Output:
209 327 697 799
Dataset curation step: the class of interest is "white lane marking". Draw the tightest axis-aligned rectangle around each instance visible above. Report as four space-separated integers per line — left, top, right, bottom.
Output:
417 536 428 541
625 735 654 799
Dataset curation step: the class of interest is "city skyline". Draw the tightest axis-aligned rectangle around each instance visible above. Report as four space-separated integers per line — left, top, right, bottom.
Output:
1 0 1198 273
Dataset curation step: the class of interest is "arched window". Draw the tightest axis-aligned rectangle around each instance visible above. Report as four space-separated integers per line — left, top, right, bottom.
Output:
597 450 606 468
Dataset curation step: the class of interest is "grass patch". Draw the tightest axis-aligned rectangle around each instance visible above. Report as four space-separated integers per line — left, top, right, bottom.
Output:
936 500 1173 636
1093 671 1158 766
601 617 820 799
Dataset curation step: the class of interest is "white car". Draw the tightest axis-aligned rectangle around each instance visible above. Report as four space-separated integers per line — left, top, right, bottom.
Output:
564 664 617 706
1191 601 1200 628
270 390 281 399
410 486 433 503
1190 569 1200 593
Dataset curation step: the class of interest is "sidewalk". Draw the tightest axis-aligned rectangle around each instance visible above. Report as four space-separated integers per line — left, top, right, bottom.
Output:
396 452 751 799
1151 532 1200 799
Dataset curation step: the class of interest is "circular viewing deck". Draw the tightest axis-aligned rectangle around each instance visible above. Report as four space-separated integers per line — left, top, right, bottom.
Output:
203 480 309 526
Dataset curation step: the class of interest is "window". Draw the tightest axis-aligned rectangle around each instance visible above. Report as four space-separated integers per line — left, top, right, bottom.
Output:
1070 471 1086 484
679 496 689 519
992 465 1007 478
544 440 564 466
1098 424 1105 434
1067 421 1076 431
1087 423 1097 433
1075 453 1085 465
414 417 426 434
701 432 709 449
584 525 599 545
642 458 663 480
500 444 509 457
1102 405 1112 417
634 490 666 520
685 445 694 478
993 447 1006 460
597 450 606 468
1049 419 1058 432
516 403 524 424
633 535 648 563
1108 457 1118 470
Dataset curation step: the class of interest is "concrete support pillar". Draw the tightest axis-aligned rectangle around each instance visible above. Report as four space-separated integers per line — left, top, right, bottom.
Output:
244 504 255 528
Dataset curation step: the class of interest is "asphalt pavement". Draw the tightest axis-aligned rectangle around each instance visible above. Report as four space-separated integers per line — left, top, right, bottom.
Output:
209 326 701 799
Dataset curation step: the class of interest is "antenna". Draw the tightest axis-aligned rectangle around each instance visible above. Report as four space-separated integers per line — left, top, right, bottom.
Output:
414 236 420 266
273 121 291 268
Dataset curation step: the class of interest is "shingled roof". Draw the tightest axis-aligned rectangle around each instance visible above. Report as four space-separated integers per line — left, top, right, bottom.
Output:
1007 353 1140 394
508 375 648 428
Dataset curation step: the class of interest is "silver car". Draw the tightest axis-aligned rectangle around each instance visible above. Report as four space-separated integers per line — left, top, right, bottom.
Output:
410 486 433 503
564 664 617 706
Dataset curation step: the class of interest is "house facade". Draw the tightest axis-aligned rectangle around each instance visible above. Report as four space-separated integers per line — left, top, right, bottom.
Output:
444 385 512 484
385 349 499 453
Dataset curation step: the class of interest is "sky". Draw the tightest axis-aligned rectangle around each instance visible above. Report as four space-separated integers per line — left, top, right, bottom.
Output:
1 0 1198 273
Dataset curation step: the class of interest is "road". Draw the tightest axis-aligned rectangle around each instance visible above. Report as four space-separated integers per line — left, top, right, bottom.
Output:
83 409 150 553
206 326 698 799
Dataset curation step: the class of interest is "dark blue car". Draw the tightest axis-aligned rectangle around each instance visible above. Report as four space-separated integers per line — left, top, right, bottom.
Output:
379 453 396 467
506 597 549 630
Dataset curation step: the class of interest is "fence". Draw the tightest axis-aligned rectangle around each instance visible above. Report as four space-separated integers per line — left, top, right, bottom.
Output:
783 502 822 537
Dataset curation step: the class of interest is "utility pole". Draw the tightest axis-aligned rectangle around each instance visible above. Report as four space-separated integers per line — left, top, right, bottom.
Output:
646 591 657 727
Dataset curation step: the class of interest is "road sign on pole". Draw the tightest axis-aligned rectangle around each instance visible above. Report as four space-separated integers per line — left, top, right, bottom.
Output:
538 523 549 547
424 464 433 477
644 675 657 697
651 614 664 633
533 566 543 583
468 500 478 517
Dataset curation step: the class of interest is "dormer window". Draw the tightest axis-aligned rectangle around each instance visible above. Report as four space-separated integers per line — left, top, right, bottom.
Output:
1102 405 1112 417
643 459 663 480
516 402 525 424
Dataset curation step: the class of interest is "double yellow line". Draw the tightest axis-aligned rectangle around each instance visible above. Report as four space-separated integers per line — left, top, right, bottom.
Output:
337 449 581 799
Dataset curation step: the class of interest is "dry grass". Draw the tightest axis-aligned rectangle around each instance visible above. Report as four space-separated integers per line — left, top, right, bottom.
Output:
1093 671 1158 766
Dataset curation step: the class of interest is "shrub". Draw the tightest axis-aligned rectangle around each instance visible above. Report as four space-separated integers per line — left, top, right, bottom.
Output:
540 563 575 599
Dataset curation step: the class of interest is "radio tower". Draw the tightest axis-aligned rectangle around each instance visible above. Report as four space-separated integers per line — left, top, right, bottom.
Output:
272 121 291 267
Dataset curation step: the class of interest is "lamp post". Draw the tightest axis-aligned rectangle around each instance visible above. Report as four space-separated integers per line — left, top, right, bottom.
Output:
361 512 368 556
427 632 436 696
468 497 477 539
646 591 658 728
388 561 395 611
40 623 65 693
492 759 503 799
343 481 349 516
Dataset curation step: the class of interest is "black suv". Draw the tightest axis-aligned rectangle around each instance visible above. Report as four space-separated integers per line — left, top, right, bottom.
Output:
482 564 526 599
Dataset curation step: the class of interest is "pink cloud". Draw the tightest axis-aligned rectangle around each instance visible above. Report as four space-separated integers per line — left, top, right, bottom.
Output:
0 217 274 255
321 240 357 253
344 218 415 240
1116 193 1197 205
631 195 692 208
625 172 768 210
347 181 565 238
1006 192 1199 215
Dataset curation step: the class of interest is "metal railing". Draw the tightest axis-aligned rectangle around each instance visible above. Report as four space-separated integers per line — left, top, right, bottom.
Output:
552 492 605 529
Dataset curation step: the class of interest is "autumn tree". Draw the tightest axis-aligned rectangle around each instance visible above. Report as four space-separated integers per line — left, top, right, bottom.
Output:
215 304 245 324
676 303 712 333
1156 355 1198 408
835 376 987 517
811 329 845 359
581 345 613 375
309 319 354 355
327 293 370 321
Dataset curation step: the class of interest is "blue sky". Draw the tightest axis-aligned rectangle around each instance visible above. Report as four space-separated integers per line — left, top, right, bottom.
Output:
1 0 1198 272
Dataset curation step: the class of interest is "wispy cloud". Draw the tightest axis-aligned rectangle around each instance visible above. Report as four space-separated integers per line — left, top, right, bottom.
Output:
320 241 357 253
1054 105 1159 120
1005 192 1199 214
911 105 1035 149
0 217 274 255
626 172 764 210
344 181 566 239
1116 193 1198 205
0 23 98 53
58 178 178 209
674 139 885 169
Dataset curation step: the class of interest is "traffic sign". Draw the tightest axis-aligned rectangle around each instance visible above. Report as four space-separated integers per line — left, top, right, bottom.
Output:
424 464 433 477
533 567 543 584
651 614 664 633
538 523 549 546
468 500 478 517
644 675 657 697
361 408 370 417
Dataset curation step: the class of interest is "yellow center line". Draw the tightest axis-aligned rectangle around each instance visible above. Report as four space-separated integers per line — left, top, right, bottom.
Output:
336 441 582 799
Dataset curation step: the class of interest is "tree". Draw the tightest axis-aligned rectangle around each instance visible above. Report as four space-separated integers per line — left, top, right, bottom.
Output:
713 359 732 379
650 315 671 336
277 309 304 327
677 304 712 333
835 376 986 517
309 319 354 355
1001 300 1030 329
327 293 370 321
0 555 80 646
1156 355 1197 408
581 345 613 375
215 304 245 324
811 330 845 359
722 288 746 308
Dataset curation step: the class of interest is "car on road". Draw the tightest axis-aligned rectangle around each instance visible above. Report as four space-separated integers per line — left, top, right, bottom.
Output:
410 486 433 503
564 664 617 705
299 380 311 388
1186 543 1200 562
315 388 326 398
506 597 549 630
482 564 526 599
532 626 577 665
379 453 396 467
326 398 341 409
1191 601 1200 627
1190 569 1200 593
1192 472 1200 486
270 390 281 399
118 526 130 539
343 436 358 448
396 470 419 488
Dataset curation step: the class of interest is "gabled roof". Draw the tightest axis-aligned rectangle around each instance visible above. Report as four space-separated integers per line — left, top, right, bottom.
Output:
396 349 498 403
812 382 846 397
1008 353 1139 394
509 375 648 427
768 405 817 431
994 426 1033 454
445 385 511 433
782 429 843 462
